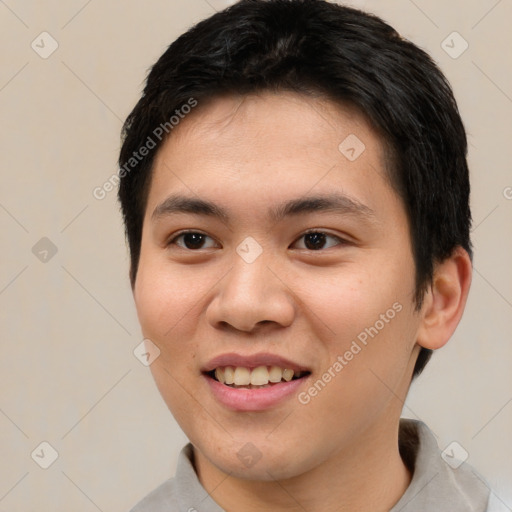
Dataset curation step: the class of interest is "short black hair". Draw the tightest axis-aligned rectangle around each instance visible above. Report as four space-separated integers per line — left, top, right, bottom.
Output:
118 0 472 379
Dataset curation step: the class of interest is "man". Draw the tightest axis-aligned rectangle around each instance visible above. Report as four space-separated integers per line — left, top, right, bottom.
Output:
118 1 502 510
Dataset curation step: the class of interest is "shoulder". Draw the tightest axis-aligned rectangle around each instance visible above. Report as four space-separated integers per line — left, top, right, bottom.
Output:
127 443 225 512
393 418 497 512
129 478 177 512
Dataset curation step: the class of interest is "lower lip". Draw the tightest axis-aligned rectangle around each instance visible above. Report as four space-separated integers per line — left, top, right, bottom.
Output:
203 374 309 412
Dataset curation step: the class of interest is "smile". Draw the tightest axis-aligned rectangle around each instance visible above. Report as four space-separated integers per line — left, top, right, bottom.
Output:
207 365 310 388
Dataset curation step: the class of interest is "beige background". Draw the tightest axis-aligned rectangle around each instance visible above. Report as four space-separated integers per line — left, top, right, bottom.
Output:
0 0 511 510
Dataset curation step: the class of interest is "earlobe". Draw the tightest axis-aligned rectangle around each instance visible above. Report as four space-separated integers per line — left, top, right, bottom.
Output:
416 247 472 351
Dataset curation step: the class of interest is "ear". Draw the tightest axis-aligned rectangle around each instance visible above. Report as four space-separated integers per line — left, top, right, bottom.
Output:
416 247 472 350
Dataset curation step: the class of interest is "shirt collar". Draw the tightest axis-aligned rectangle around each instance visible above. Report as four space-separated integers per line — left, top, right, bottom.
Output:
173 419 491 512
390 418 490 511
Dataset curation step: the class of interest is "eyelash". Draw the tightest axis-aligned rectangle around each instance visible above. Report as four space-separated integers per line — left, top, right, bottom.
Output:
166 229 348 251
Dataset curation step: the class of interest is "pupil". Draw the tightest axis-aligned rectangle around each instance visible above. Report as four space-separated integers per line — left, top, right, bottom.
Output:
304 232 325 250
184 233 204 249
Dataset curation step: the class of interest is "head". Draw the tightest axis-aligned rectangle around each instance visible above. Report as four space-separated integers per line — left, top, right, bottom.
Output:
118 0 472 481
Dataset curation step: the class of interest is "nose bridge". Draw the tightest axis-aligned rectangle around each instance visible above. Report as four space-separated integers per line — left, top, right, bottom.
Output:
230 248 273 301
207 244 295 332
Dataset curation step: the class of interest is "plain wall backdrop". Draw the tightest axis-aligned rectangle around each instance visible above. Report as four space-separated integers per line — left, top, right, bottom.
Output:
1 0 511 510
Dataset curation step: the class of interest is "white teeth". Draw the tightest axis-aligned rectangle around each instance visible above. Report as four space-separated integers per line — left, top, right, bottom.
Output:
282 369 294 382
224 366 235 385
268 366 283 383
250 366 269 385
215 367 225 384
233 367 251 386
212 365 306 386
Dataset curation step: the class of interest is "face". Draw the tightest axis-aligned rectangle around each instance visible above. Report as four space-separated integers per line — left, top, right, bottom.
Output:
133 92 423 481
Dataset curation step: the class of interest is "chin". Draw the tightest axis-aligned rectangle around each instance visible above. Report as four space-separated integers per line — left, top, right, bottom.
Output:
195 434 315 482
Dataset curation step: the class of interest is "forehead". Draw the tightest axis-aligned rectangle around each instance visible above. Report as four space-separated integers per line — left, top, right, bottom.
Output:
145 91 398 222
166 91 380 157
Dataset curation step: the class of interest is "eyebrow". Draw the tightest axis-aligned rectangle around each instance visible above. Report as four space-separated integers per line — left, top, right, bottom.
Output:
151 193 376 225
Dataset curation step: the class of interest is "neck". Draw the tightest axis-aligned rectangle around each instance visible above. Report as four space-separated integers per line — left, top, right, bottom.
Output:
193 418 412 512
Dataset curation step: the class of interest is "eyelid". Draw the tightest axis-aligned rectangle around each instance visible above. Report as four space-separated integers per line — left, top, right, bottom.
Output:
166 228 351 250
167 230 219 248
291 229 349 249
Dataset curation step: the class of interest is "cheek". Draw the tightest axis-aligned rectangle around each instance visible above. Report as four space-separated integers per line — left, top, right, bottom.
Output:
134 262 204 414
134 258 205 339
298 305 417 446
293 257 418 403
290 261 412 343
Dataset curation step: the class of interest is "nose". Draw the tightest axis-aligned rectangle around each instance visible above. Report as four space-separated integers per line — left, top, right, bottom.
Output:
205 254 296 334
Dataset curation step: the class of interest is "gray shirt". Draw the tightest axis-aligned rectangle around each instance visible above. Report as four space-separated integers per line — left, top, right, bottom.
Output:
130 419 506 511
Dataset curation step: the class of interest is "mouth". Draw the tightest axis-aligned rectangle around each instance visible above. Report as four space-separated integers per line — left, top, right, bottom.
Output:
202 354 313 411
204 366 311 389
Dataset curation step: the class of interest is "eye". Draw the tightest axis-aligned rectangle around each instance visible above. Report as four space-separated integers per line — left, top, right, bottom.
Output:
292 230 346 251
167 231 219 250
167 230 347 251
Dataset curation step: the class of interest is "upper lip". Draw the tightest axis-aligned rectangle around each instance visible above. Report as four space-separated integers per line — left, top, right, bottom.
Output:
202 352 311 373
